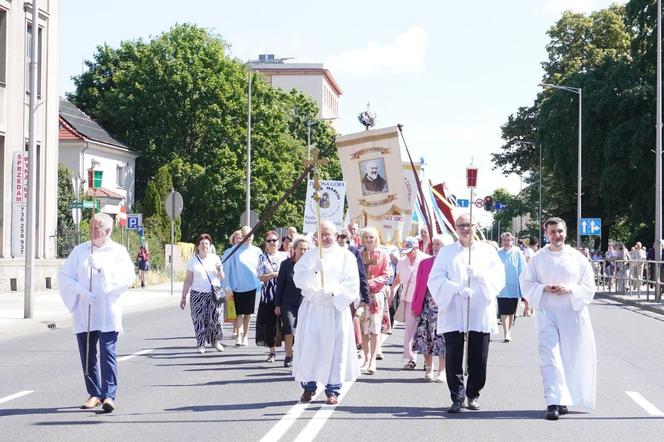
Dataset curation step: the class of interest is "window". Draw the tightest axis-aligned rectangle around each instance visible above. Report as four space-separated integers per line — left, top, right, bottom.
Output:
25 23 43 96
0 9 7 84
116 165 124 188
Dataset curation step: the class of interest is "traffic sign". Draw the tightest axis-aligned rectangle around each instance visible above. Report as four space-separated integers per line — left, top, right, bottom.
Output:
164 190 184 220
137 226 145 237
474 199 484 208
495 202 506 211
68 200 100 210
457 199 469 208
127 213 143 230
579 218 601 236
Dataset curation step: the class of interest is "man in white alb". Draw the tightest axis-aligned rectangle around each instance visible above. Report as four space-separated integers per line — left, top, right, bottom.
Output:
293 221 360 405
520 217 597 420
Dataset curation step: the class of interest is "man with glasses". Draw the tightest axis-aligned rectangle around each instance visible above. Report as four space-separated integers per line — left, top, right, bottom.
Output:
520 217 596 420
428 213 505 413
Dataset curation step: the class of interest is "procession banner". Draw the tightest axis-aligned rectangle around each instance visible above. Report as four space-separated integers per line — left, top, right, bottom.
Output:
12 152 29 257
336 127 411 237
303 179 346 233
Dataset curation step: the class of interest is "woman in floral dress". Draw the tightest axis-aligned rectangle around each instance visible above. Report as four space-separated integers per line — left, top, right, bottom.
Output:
359 227 392 374
411 236 446 382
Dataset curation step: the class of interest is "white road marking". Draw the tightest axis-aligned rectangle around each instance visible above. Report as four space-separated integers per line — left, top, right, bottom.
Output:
117 349 153 362
293 382 354 442
625 391 664 416
259 389 325 442
0 390 34 405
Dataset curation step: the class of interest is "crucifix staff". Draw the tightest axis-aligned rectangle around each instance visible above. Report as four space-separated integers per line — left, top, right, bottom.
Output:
303 147 329 287
463 161 478 377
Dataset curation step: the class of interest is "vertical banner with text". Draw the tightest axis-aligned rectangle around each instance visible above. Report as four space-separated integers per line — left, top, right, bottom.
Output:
303 180 346 233
12 152 29 257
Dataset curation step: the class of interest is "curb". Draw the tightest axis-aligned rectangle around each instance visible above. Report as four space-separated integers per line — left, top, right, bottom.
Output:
596 293 664 317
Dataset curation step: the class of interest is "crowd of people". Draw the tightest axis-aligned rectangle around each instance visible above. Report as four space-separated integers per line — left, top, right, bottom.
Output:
59 213 598 421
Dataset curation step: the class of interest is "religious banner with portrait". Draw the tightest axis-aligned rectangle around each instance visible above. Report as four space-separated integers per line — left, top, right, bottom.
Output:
336 126 411 243
303 179 346 233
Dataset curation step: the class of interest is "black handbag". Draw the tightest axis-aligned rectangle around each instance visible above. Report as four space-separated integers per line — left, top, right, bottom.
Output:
196 255 226 304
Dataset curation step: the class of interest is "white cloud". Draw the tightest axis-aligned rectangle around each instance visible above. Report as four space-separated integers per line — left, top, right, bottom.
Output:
536 0 598 15
324 26 427 76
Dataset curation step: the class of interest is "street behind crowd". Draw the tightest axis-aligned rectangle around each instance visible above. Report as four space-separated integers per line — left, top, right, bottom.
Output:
2 293 664 441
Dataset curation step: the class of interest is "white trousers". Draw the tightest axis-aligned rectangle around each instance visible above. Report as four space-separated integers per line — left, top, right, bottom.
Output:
536 303 596 409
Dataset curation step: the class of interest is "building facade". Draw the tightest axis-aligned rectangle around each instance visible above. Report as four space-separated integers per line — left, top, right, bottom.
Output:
253 55 342 124
59 97 137 219
0 0 59 292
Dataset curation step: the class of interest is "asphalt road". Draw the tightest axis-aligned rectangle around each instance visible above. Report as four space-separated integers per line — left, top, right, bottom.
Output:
2 298 664 441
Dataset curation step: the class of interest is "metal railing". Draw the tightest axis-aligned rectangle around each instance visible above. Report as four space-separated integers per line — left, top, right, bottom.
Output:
591 259 663 302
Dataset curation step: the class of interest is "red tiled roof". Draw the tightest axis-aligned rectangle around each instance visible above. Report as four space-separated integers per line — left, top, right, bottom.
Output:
85 187 124 199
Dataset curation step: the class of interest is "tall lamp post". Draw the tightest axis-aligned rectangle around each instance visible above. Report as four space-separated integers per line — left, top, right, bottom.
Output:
540 82 582 247
244 56 292 226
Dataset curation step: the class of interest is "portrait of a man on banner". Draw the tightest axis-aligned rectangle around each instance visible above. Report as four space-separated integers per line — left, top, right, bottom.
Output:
359 158 389 195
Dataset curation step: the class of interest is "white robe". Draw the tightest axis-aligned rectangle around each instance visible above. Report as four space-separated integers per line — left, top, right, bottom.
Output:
292 244 360 385
520 244 597 409
59 240 136 334
428 241 505 334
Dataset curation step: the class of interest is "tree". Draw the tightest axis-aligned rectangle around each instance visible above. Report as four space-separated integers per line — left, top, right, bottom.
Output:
69 24 336 244
56 164 78 257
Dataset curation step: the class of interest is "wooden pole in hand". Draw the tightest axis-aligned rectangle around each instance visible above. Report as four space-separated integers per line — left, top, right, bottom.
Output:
304 147 329 287
464 162 478 377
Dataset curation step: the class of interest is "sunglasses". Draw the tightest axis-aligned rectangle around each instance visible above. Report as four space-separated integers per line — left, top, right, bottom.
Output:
266 239 278 243
337 234 348 239
457 223 475 229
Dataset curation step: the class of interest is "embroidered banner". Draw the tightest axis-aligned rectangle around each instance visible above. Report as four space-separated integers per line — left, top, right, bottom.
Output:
336 127 411 226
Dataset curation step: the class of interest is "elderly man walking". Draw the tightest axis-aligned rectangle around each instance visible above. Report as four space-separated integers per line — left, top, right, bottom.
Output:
293 221 360 405
428 213 505 413
59 213 135 412
520 217 597 421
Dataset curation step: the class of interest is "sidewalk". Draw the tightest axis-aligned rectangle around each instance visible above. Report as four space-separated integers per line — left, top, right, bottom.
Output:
0 281 184 341
597 290 664 316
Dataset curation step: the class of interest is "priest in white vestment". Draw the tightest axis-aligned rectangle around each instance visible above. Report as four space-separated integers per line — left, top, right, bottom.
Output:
59 213 136 413
293 221 360 405
428 213 505 413
520 217 597 421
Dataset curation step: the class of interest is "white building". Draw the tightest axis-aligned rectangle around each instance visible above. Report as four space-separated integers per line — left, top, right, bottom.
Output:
0 1 59 292
253 55 342 124
59 97 137 218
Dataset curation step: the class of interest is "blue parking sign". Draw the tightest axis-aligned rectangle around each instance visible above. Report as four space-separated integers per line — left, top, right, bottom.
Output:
127 214 142 230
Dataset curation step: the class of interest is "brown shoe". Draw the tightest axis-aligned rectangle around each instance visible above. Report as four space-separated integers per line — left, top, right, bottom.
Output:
81 396 101 409
102 398 115 412
300 390 314 402
326 395 338 405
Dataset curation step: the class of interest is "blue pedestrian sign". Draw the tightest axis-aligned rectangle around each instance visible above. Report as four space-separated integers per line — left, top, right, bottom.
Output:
579 218 601 236
457 199 469 208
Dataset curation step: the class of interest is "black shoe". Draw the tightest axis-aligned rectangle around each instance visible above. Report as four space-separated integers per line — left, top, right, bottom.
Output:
546 405 560 420
284 355 293 367
558 405 568 415
447 401 463 413
300 390 315 402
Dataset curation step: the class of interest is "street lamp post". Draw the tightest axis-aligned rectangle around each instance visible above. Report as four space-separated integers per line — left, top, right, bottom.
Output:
540 82 582 247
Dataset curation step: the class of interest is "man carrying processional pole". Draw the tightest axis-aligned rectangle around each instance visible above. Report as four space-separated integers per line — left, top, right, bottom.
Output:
292 148 361 405
428 162 505 413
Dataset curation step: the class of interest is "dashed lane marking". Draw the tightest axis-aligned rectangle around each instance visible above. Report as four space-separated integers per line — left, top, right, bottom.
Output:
259 389 325 442
117 349 154 362
292 382 354 442
0 390 34 405
625 391 664 416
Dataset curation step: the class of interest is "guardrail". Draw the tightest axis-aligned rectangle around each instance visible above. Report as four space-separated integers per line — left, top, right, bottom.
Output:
591 259 662 302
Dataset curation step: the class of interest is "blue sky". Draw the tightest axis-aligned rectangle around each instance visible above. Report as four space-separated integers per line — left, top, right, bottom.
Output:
60 0 622 201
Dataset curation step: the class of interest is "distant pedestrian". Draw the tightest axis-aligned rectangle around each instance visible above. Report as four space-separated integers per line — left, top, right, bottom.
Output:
136 245 150 288
222 225 262 347
59 213 135 412
520 217 597 420
274 236 310 367
293 221 360 405
630 242 646 290
428 213 505 413
255 231 288 362
497 232 526 343
180 233 225 354
522 238 538 316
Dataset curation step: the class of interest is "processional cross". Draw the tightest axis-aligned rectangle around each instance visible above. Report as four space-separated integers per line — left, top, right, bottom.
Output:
304 147 329 286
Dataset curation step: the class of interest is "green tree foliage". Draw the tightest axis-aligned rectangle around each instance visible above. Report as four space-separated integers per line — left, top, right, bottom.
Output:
68 24 336 244
492 2 656 249
56 164 78 256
